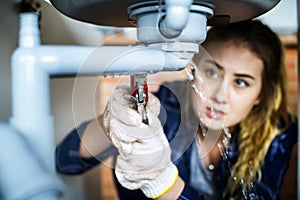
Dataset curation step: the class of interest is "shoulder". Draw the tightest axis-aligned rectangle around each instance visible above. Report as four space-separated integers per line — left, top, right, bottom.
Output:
154 81 190 139
154 80 188 99
275 117 297 148
154 80 189 110
266 118 297 162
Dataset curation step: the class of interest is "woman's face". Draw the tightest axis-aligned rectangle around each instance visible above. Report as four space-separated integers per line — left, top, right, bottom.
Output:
193 41 263 130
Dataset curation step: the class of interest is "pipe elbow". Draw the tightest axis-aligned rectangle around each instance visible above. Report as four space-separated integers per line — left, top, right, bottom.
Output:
159 0 193 38
0 122 64 200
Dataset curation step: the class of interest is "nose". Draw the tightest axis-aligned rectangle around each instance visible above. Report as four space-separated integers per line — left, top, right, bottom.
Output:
211 80 226 104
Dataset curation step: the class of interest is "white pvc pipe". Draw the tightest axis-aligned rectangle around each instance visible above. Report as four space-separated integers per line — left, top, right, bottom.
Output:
0 122 64 200
19 13 40 47
11 44 192 126
13 45 192 78
159 0 193 38
11 13 55 173
133 4 213 44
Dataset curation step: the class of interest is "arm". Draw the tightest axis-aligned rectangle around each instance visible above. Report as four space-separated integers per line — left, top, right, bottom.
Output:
113 170 204 199
156 177 184 200
55 115 117 175
79 115 111 158
156 177 206 200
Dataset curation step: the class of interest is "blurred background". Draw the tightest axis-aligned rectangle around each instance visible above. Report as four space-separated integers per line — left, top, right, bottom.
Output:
0 0 297 199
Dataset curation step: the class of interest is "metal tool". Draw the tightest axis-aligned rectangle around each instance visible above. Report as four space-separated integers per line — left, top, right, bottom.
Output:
131 74 149 124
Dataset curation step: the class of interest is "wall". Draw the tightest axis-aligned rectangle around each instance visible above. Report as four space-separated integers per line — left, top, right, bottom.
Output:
0 1 18 121
279 40 298 200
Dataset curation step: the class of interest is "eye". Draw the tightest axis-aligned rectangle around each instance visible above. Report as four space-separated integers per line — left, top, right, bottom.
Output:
203 68 220 79
234 79 249 88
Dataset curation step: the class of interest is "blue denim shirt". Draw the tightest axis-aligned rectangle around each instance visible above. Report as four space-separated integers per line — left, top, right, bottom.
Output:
56 81 297 199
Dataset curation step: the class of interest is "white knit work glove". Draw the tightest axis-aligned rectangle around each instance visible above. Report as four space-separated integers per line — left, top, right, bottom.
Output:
103 86 178 198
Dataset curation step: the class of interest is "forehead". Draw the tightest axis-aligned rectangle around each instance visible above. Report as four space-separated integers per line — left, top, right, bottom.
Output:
203 41 263 76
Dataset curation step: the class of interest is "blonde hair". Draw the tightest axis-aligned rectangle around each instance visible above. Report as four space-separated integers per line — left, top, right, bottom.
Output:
199 20 295 198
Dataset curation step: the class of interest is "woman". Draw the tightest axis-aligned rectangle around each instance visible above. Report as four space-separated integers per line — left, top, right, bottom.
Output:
55 20 297 199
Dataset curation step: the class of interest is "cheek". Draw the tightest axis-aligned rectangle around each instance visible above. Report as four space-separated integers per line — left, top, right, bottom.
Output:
227 103 252 124
226 93 259 125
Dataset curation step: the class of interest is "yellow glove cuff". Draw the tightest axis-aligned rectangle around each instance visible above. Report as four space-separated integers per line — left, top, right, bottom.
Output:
142 164 179 199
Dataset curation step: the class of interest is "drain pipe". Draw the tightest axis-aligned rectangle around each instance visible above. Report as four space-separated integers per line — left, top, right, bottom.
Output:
10 12 56 171
0 122 64 200
159 0 193 38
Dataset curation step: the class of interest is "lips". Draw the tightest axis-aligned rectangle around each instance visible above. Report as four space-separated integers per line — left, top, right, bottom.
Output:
205 107 225 120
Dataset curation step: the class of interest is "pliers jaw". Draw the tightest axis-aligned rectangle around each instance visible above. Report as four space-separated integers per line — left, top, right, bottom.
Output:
131 74 149 124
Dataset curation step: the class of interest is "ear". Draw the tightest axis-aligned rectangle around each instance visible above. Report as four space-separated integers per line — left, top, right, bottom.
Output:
254 98 260 105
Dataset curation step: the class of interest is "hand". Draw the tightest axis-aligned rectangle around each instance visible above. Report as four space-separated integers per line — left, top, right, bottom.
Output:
103 86 178 198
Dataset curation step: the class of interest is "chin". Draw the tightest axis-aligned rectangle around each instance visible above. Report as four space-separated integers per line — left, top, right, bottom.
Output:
202 117 224 130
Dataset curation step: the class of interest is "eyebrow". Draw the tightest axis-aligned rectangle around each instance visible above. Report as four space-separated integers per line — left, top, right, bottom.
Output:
212 60 256 80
